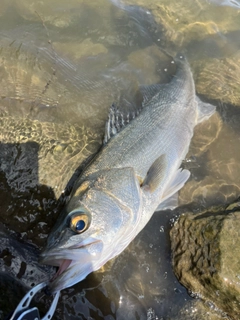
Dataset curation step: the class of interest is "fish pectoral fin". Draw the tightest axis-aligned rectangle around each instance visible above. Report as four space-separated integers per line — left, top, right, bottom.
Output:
157 168 191 209
142 154 167 192
196 96 216 124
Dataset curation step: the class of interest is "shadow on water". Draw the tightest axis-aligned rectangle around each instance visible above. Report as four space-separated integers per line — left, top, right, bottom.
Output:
0 140 101 319
0 141 59 316
0 140 192 320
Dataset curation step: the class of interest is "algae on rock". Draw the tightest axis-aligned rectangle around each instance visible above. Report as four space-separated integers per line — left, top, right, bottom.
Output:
170 200 240 319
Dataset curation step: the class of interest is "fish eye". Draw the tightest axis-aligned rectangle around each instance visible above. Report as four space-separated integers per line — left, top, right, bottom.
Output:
70 213 89 233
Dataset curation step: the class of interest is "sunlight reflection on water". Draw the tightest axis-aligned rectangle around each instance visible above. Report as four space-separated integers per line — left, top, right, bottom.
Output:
0 0 240 319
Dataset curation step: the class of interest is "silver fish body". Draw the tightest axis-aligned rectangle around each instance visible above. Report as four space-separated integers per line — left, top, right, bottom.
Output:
40 56 215 293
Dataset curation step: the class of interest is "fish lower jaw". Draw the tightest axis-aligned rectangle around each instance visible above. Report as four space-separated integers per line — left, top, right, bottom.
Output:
52 259 73 279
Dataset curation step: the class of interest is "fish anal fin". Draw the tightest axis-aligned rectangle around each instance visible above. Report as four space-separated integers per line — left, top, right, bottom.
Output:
142 154 167 193
196 97 216 124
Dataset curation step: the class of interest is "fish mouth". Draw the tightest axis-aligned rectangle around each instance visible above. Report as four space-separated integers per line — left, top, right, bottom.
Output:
46 258 72 278
40 238 103 293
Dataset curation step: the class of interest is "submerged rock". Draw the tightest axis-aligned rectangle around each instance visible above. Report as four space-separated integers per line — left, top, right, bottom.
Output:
0 114 101 199
193 54 240 107
123 0 240 50
54 38 108 61
179 111 240 208
170 200 240 319
11 0 113 28
0 114 101 250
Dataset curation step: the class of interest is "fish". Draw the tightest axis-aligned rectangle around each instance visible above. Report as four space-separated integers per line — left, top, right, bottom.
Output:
40 55 216 293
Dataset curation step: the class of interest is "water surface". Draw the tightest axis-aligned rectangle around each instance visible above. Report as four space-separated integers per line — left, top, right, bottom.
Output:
0 0 240 319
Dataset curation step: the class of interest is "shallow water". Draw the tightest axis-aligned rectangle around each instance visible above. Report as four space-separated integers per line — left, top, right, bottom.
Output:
0 0 240 319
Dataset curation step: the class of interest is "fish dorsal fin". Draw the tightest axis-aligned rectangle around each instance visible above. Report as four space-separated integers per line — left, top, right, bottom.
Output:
103 104 122 145
140 84 162 107
103 83 164 145
103 103 140 145
142 154 167 192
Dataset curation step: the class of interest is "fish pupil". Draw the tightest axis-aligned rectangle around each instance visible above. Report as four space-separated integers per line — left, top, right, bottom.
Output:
76 219 85 231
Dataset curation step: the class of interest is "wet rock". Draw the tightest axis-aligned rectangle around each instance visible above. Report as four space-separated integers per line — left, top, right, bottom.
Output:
170 200 240 319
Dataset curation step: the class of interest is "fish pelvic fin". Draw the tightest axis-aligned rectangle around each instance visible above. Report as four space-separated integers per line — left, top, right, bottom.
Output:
156 168 190 211
196 96 216 124
142 154 167 192
156 192 179 211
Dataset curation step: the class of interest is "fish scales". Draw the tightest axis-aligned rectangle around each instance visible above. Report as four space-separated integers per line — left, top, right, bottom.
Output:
40 56 216 293
79 62 195 184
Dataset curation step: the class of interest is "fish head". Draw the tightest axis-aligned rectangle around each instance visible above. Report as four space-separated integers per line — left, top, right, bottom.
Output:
40 168 142 293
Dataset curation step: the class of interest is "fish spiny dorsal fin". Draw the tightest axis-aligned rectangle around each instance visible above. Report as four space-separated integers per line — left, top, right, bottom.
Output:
103 103 140 145
103 82 164 145
103 104 121 145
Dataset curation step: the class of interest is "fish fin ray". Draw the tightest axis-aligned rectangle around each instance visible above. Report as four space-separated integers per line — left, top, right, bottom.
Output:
156 192 178 211
103 103 140 144
142 154 167 192
196 97 216 124
103 103 122 144
161 168 190 203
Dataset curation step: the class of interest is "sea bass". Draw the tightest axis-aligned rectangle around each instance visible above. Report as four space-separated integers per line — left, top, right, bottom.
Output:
40 55 215 293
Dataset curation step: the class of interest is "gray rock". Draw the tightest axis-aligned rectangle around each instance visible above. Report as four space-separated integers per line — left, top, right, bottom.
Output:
170 200 240 319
